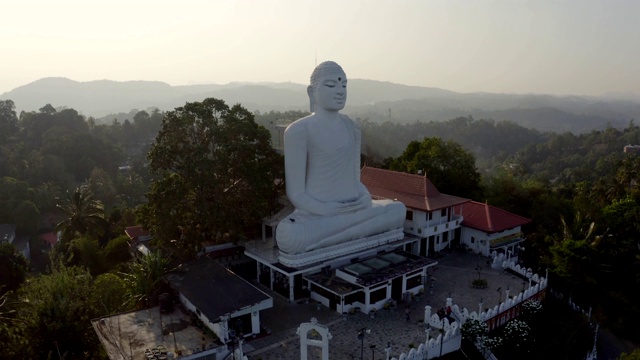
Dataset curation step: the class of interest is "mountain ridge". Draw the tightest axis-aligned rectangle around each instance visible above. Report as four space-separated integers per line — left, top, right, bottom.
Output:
2 77 639 134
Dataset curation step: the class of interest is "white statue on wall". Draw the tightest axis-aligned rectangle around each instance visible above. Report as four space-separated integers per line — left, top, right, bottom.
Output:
276 61 405 254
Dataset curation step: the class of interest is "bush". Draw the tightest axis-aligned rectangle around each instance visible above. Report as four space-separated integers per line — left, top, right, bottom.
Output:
472 278 488 288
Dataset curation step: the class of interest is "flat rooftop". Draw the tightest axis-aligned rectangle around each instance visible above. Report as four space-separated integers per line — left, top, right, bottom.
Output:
92 306 222 360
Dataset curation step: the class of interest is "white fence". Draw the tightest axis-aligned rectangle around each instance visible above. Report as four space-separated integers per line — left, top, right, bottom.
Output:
389 260 548 360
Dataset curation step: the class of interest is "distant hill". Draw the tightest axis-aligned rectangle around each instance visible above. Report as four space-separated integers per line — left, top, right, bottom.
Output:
2 77 639 133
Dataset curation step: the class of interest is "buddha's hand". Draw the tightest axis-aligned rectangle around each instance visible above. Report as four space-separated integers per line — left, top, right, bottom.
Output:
337 193 372 213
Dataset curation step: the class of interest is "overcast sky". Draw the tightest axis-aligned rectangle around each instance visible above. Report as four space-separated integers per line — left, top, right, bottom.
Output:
1 0 638 97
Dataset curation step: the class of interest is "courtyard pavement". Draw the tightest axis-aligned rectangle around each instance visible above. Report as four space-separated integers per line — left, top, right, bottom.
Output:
243 251 532 360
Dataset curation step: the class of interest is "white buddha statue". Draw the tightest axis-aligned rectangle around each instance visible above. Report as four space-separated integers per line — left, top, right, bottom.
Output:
276 61 406 255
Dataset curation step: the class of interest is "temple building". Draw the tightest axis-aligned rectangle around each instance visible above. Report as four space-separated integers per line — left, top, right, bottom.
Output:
456 201 531 258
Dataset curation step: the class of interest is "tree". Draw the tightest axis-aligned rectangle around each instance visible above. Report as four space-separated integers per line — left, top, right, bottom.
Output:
122 251 175 309
0 243 28 295
93 273 131 314
0 99 18 143
143 98 282 256
619 349 640 360
0 177 40 233
390 137 482 198
67 236 104 276
87 167 117 210
16 264 103 359
55 186 107 242
103 235 133 270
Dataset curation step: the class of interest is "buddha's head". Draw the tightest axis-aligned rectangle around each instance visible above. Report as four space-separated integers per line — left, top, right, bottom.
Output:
308 61 347 113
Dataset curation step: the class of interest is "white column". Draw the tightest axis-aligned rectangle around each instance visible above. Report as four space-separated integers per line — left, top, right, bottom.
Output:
251 311 260 335
424 305 432 324
289 275 295 302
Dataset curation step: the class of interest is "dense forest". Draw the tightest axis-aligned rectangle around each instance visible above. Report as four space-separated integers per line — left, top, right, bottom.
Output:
1 99 639 358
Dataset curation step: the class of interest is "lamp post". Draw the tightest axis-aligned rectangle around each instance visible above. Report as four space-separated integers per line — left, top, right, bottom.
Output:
357 328 370 360
385 342 391 360
370 344 376 360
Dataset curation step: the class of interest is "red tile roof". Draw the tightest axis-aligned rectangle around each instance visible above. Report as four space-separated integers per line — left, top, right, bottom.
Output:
40 232 57 246
456 201 531 233
361 167 469 211
125 226 150 240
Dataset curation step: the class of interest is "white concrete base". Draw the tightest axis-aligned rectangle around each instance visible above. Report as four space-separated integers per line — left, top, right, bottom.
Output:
278 228 404 268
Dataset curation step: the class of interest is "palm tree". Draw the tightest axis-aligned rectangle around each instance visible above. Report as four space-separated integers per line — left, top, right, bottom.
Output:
122 251 176 309
55 186 107 242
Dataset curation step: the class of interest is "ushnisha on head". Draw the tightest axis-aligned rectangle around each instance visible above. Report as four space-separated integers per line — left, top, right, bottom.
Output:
307 61 347 113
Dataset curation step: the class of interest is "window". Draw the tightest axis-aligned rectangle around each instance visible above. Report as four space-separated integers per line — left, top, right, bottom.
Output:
441 208 447 217
406 275 422 290
370 288 387 304
428 212 433 220
471 236 475 244
405 210 413 221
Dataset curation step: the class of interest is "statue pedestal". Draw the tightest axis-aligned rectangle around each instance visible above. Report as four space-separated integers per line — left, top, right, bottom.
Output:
278 228 404 268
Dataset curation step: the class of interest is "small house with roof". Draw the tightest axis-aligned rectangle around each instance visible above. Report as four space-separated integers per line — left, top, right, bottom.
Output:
166 256 273 342
455 201 531 258
124 225 153 256
39 232 58 249
361 167 469 256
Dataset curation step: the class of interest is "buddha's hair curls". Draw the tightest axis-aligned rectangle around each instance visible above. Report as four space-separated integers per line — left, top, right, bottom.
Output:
309 61 346 87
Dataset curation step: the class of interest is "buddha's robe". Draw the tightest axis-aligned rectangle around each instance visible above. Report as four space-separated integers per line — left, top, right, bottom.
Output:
276 114 405 254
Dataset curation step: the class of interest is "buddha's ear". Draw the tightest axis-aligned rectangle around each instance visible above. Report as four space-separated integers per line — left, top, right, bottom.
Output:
307 85 315 113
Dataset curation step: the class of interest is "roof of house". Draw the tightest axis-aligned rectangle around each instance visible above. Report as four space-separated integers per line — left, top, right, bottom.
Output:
166 257 271 322
0 224 17 243
40 232 58 246
124 225 150 240
456 201 531 233
360 167 469 211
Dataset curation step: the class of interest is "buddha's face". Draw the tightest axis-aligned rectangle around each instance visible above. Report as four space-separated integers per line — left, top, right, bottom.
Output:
311 71 348 112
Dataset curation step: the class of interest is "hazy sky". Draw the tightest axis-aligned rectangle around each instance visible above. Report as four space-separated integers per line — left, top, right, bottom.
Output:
1 0 639 97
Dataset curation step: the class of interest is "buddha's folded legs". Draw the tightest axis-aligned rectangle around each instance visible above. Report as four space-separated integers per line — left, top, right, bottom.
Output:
276 200 406 254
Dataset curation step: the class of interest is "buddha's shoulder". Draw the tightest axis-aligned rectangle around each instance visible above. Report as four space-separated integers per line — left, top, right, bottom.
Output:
285 114 359 134
285 115 314 135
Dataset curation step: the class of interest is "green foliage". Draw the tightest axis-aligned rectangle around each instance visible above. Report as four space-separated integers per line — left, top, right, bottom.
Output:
520 300 542 317
16 264 104 358
122 251 175 309
0 177 41 233
144 98 283 256
93 273 131 315
67 236 105 276
472 278 488 288
619 349 640 360
501 319 532 348
55 186 107 242
389 137 482 198
0 243 29 294
88 167 117 210
0 292 30 360
0 99 18 143
103 235 132 266
461 318 488 340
